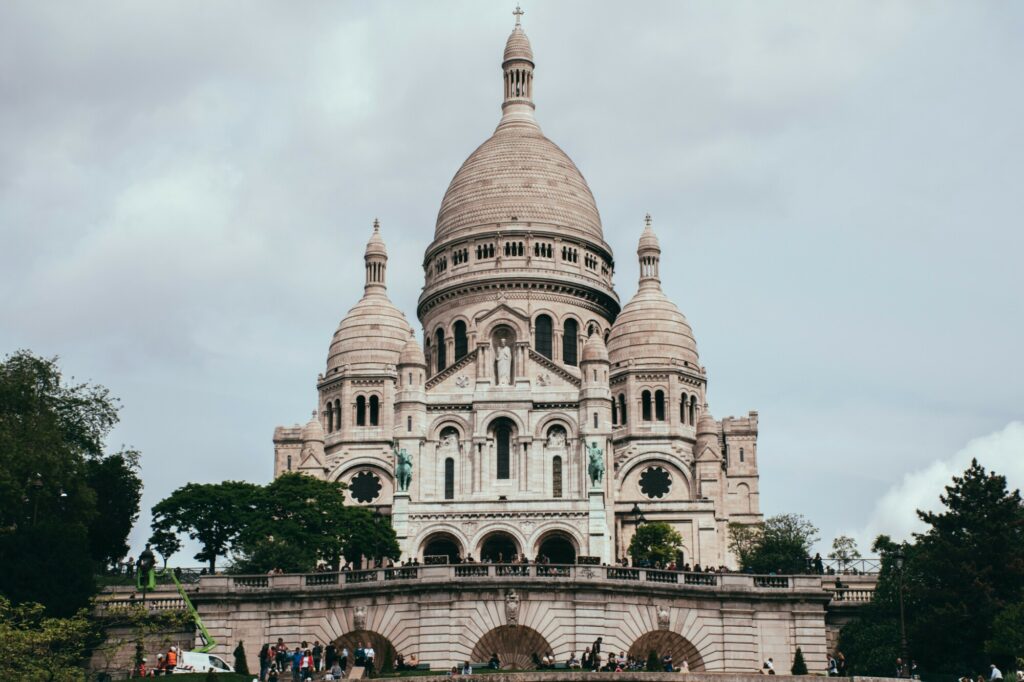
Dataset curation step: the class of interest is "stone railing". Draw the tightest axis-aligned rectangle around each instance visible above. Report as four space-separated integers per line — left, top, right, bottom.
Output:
95 595 187 614
826 587 876 603
198 565 829 596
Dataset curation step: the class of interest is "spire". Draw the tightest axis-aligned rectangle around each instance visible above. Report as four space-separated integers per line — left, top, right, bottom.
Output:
637 213 662 289
364 218 388 292
500 5 536 127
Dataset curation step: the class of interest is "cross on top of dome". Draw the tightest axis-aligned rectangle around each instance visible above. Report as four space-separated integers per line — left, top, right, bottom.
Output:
513 4 524 26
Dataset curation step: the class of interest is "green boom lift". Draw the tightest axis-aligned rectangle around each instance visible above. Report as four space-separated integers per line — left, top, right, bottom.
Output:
137 565 216 653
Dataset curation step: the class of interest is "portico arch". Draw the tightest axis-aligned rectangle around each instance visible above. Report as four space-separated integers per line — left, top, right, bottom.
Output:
420 531 465 563
478 530 521 563
534 530 577 564
334 630 397 674
471 625 553 670
628 630 705 671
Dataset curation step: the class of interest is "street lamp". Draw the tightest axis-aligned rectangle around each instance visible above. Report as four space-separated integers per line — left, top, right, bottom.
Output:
630 503 646 525
893 548 910 678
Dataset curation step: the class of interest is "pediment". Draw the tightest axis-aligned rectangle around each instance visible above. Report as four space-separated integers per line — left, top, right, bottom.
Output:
474 302 530 325
695 444 721 462
527 350 581 389
426 356 478 393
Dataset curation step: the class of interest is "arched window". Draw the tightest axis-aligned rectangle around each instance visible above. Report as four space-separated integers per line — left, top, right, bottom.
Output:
552 455 563 498
435 328 446 372
739 447 745 463
612 398 618 425
563 319 579 366
407 416 412 432
593 411 599 428
356 396 366 426
334 400 341 432
454 320 468 360
286 454 292 471
444 458 455 500
680 393 688 424
618 394 628 425
642 390 652 421
369 395 379 426
495 421 512 480
689 398 696 425
535 314 553 359
327 406 334 432
655 390 665 421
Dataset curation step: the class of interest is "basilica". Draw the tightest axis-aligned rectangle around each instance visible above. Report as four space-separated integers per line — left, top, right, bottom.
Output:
272 11 762 568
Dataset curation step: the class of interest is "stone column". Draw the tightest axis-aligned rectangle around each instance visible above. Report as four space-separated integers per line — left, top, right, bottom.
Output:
719 606 758 672
392 492 410 554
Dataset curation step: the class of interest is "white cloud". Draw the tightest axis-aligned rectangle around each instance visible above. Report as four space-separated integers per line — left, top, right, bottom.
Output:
856 422 1024 550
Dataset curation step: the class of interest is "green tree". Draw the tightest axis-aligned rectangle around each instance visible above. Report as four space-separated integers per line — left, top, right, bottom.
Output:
150 480 260 572
728 513 819 574
791 646 808 675
341 506 401 569
0 595 97 681
840 460 1024 675
828 534 861 570
0 351 142 614
84 450 143 567
628 522 683 567
987 601 1024 664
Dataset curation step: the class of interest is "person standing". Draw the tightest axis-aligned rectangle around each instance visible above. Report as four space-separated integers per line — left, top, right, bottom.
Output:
313 642 323 672
258 643 272 681
990 664 1003 681
339 644 349 673
324 643 337 672
165 646 177 674
591 637 602 671
365 643 376 677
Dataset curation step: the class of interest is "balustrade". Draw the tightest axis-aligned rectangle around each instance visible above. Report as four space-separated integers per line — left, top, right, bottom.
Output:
753 576 790 588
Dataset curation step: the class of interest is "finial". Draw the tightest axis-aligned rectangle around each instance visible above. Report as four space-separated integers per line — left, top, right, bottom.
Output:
373 217 380 232
644 213 652 228
513 4 524 26
312 409 318 419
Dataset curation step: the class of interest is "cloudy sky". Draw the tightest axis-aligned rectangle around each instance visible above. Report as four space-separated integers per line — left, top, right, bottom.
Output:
2 1 1022 562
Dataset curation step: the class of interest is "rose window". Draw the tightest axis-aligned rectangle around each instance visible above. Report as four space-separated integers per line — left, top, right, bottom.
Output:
639 466 672 499
349 471 383 503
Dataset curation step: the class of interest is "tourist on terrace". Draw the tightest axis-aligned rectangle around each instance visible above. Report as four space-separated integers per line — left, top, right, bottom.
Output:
326 660 344 681
301 648 315 681
991 665 1004 681
291 647 302 682
581 647 591 669
313 641 323 671
663 652 674 672
488 653 501 669
462 661 473 675
259 643 272 680
680 658 690 673
408 654 419 668
339 644 349 672
324 643 337 672
365 644 376 677
813 553 825 574
568 652 581 669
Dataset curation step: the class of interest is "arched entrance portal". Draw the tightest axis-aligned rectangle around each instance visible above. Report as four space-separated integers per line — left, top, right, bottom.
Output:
480 531 520 563
628 631 706 671
334 630 397 674
421 532 463 563
471 625 553 670
536 531 577 564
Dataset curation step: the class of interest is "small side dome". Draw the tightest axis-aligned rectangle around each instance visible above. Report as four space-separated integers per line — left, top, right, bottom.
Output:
581 332 609 363
696 409 717 437
504 8 533 63
327 296 412 372
399 331 426 367
638 214 660 252
607 288 699 368
302 410 325 443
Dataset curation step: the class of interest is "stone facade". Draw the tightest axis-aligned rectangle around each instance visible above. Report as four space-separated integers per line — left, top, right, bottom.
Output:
273 12 762 569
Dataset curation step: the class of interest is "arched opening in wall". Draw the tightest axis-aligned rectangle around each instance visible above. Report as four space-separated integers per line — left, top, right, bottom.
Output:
454 320 468 361
470 625 553 670
334 400 341 432
618 394 628 424
534 314 552 359
655 390 666 421
552 455 563 498
536 531 576 564
490 417 515 480
739 447 745 463
421 532 463 563
435 328 446 372
680 393 688 425
334 631 397 675
369 395 380 426
642 391 652 421
348 470 383 504
587 322 597 337
611 399 618 426
689 399 696 425
327 406 334 432
735 482 751 513
444 457 455 500
563 319 579 366
479 531 520 563
356 396 366 426
628 631 706 672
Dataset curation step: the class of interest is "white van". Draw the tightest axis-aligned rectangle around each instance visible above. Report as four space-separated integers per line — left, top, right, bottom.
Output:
174 651 235 673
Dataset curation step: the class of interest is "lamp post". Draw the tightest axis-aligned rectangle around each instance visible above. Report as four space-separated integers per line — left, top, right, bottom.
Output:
893 548 910 678
630 503 646 526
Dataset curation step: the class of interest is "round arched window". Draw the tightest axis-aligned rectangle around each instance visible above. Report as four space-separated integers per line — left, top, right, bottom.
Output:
639 466 672 499
349 470 383 503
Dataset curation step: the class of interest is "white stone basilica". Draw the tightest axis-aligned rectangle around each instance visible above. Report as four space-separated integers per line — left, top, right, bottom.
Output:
273 12 762 568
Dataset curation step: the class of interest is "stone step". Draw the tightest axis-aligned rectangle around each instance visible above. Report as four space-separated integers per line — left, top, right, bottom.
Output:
349 665 366 679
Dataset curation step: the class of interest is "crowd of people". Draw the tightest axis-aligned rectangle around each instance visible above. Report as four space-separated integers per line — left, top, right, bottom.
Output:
131 645 179 676
255 639 422 681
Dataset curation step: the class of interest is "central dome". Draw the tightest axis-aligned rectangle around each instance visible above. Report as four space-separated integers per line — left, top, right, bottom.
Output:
433 19 603 244
434 123 604 242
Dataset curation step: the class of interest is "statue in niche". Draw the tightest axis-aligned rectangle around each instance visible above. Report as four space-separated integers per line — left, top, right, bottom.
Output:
353 605 367 631
505 589 520 627
587 441 605 487
657 605 671 630
495 337 512 386
547 426 566 449
439 428 459 456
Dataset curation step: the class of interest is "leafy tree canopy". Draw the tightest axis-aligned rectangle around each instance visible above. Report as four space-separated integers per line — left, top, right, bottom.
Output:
728 513 819 574
0 595 96 681
628 521 683 567
828 535 861 567
839 459 1024 676
150 480 260 572
0 351 143 614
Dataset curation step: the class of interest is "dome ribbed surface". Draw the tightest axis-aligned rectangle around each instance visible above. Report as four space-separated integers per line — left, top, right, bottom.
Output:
504 26 533 63
434 124 604 241
581 332 609 363
302 412 325 443
399 332 426 366
327 292 412 372
607 287 699 368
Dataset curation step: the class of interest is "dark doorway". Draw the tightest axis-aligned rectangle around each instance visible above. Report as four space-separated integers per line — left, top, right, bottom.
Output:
422 533 463 563
538 533 576 564
480 532 519 563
